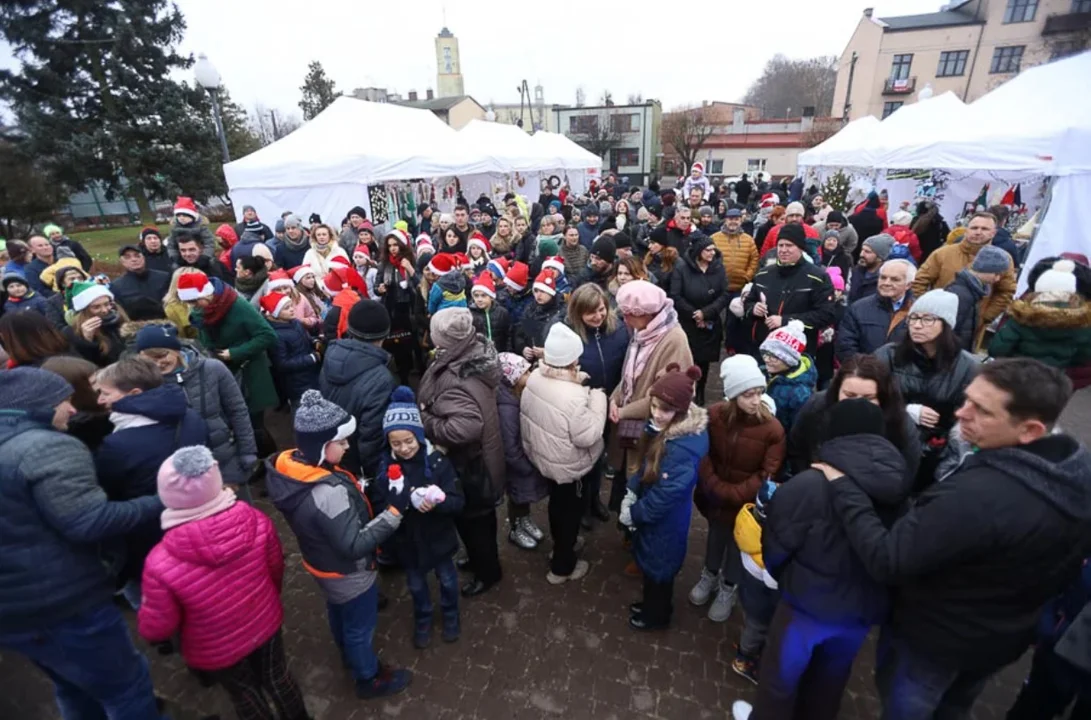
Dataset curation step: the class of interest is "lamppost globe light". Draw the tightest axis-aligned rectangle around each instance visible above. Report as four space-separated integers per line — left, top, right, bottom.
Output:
918 83 935 101
194 53 221 90
485 110 496 122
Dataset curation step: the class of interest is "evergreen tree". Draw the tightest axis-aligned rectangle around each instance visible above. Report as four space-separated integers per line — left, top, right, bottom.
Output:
0 0 227 219
298 61 340 121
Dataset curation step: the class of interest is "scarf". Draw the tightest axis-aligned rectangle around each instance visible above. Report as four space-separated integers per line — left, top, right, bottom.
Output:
201 279 238 327
667 218 693 236
245 219 264 234
235 268 267 296
161 488 238 530
108 411 157 431
620 301 679 405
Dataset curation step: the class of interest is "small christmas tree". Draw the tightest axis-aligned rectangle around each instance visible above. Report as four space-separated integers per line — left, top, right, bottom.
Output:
822 170 851 212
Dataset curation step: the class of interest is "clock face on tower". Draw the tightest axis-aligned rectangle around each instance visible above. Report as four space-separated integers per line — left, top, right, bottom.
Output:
443 47 453 74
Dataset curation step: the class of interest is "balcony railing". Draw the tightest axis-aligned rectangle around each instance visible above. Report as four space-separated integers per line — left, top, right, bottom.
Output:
1042 11 1091 35
883 77 917 95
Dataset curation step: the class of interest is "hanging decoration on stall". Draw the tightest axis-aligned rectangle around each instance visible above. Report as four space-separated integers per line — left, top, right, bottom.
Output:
368 185 390 223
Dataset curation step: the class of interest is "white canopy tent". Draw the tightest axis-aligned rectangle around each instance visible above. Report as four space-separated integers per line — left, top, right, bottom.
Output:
458 120 561 171
797 115 882 169
871 91 968 168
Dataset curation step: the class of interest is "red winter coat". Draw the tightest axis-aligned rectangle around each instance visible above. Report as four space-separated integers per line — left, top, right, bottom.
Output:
889 225 922 263
760 222 821 257
137 502 285 671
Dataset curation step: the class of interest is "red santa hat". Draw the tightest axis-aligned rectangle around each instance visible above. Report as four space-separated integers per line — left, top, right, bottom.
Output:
504 261 530 292
352 243 371 259
259 291 293 318
542 255 565 276
267 269 293 292
760 193 778 209
329 255 351 269
386 229 409 247
415 233 433 250
176 271 214 302
173 196 200 220
691 162 704 175
453 252 470 269
324 266 349 295
472 271 497 299
468 232 491 257
290 265 315 284
428 253 457 276
533 269 558 297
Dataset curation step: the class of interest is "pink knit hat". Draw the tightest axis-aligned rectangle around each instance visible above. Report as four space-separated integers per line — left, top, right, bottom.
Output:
616 279 667 316
158 446 223 510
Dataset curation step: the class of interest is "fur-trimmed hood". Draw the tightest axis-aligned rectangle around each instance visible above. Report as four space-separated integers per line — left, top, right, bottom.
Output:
1008 294 1091 330
537 364 589 385
664 403 709 440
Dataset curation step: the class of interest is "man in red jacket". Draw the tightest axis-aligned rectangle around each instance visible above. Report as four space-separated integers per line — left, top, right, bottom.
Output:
760 202 820 257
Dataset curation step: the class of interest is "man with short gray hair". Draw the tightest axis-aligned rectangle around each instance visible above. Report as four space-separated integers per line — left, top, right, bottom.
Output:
836 258 916 361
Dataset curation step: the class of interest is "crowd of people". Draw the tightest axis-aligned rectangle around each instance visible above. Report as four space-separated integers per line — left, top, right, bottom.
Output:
2 163 1091 720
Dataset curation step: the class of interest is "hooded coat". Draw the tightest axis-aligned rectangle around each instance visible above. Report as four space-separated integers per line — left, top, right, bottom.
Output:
765 435 910 625
989 294 1091 370
696 403 786 524
195 292 279 414
627 405 710 582
496 383 549 505
831 433 1091 671
318 339 396 482
520 365 609 484
268 318 320 404
670 240 729 365
766 354 817 433
137 502 284 671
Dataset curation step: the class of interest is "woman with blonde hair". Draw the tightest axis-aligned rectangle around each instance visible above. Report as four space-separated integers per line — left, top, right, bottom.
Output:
163 267 202 338
490 216 516 257
63 281 130 366
303 223 350 281
610 256 648 294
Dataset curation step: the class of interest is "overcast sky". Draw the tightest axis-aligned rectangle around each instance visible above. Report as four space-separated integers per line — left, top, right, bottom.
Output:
2 0 943 121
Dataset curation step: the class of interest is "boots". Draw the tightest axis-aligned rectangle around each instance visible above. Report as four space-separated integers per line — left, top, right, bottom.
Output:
688 568 717 606
356 664 412 699
707 580 737 623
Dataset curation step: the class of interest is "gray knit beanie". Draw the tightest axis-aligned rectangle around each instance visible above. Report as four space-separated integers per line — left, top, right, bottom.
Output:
910 289 959 329
294 389 356 465
971 245 1011 274
430 307 476 350
864 233 896 261
0 367 73 412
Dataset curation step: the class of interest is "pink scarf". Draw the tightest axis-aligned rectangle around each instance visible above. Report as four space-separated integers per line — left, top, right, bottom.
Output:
620 300 679 405
161 488 238 530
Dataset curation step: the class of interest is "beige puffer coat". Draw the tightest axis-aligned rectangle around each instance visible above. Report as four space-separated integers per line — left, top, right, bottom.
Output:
520 364 609 483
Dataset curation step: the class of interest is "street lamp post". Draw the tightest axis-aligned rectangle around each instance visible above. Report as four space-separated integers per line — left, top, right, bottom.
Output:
194 53 230 163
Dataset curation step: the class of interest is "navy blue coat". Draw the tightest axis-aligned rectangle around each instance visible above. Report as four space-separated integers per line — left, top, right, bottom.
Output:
3 291 50 316
268 318 319 404
575 322 629 395
628 407 709 582
576 220 601 251
836 291 913 362
374 446 465 571
496 383 548 505
24 258 55 298
110 269 170 321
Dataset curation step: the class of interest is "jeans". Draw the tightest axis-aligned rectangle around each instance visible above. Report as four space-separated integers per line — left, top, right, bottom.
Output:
326 584 379 682
753 602 869 720
704 520 742 585
875 627 994 720
738 571 780 657
455 509 502 585
1006 641 1091 719
0 602 163 720
548 479 584 576
405 557 460 633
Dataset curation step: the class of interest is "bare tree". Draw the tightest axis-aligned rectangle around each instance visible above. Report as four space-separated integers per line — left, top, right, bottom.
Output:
575 86 586 108
252 104 303 146
660 104 717 175
627 93 644 105
742 55 838 118
569 114 621 161
600 90 614 106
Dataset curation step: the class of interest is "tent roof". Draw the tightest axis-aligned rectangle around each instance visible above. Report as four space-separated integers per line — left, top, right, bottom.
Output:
529 131 602 170
224 97 504 191
458 119 563 171
797 116 881 168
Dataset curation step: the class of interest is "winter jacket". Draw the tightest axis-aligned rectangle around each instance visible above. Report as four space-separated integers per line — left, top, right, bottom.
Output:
888 225 922 263
759 222 821 258
875 343 977 450
711 230 759 292
744 260 836 351
576 220 600 251
575 321 629 395
196 295 279 413
470 302 512 353
428 272 468 315
682 174 712 201
273 237 311 271
610 322 693 424
814 221 859 255
765 435 909 626
836 291 913 362
645 253 676 293
849 207 886 247
696 402 785 524
503 288 534 329
670 244 729 365
233 221 274 245
832 433 1091 671
766 354 817 433
292 292 322 334
110 269 170 321
137 502 284 671
372 446 465 571
496 384 549 505
1049 561 1091 674
177 253 227 283
0 410 162 633
140 247 174 275
418 335 506 515
912 241 1016 323
820 244 853 281
848 266 880 304
512 296 565 357
3 291 49 316
229 232 268 269
944 270 988 351
168 220 217 260
49 236 93 272
628 405 710 582
989 295 1091 370
63 314 126 367
267 450 401 601
168 348 257 485
268 318 320 405
521 365 608 483
319 338 396 482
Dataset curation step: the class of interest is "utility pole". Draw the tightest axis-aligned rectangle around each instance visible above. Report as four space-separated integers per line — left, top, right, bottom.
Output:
269 110 280 140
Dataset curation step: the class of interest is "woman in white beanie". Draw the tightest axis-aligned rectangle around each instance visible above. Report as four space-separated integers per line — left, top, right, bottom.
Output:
692 354 786 625
875 288 978 491
520 323 609 585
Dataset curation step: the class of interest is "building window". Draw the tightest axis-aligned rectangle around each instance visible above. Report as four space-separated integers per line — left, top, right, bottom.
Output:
889 54 913 80
610 113 639 133
569 115 598 134
991 46 1025 74
882 101 903 119
746 158 767 173
614 148 640 167
937 50 970 77
1074 0 1091 11
1003 0 1038 23
707 159 724 175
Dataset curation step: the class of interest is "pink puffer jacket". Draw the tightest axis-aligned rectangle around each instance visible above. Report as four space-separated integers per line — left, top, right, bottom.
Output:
138 502 285 671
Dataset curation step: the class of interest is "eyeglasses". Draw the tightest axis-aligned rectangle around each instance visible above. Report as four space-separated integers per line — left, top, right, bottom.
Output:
907 314 938 327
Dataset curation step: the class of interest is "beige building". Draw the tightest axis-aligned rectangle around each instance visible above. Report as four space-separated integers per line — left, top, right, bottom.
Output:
435 27 465 99
833 0 1091 121
394 92 486 130
488 85 554 132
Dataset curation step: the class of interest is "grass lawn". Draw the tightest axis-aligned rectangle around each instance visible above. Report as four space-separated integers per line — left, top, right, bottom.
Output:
70 224 172 260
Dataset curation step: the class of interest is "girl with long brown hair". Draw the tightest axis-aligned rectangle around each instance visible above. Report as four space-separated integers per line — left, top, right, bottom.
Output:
619 364 709 631
0 311 71 368
644 238 679 293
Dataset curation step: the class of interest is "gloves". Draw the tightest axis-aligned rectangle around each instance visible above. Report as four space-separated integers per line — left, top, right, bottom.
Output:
619 489 637 529
411 485 447 510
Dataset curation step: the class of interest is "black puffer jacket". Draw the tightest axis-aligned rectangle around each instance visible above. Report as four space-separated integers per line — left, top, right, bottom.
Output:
670 240 729 365
513 296 564 356
471 303 512 353
765 435 910 625
743 259 837 350
944 269 988 351
268 318 320 405
874 343 977 447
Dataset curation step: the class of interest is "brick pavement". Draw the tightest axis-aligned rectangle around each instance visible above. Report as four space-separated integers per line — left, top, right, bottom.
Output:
4 366 1070 720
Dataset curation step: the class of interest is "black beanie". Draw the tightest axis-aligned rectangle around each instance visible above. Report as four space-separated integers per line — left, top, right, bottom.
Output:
826 211 847 225
823 399 885 443
591 236 617 264
346 299 391 341
348 206 367 220
778 223 808 250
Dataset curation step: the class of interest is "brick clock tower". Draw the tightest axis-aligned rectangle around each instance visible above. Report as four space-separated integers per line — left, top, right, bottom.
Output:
435 27 464 98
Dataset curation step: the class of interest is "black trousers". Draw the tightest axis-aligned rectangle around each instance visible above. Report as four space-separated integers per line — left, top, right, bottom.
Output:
1007 641 1091 719
209 631 310 720
582 460 604 518
641 576 675 626
455 509 501 585
548 479 584 576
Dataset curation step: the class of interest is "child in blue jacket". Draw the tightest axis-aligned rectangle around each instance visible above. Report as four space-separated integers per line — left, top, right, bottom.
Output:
261 291 320 408
2 272 49 315
759 320 816 434
620 364 709 631
425 254 468 315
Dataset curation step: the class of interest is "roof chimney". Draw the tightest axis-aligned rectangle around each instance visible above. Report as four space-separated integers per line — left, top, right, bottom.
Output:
408 90 418 101
426 88 434 100
863 7 873 17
